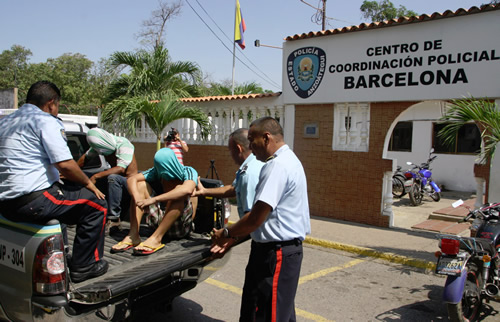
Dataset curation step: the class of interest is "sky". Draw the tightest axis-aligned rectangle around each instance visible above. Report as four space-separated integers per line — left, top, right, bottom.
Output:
0 0 489 92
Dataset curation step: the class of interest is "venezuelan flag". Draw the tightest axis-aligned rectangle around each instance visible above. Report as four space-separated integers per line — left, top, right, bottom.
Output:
234 0 246 49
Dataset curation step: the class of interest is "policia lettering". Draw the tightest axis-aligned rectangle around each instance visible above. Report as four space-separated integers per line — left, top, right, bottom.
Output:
287 47 326 98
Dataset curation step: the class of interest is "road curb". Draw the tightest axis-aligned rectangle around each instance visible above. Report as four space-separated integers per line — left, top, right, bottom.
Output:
304 236 436 272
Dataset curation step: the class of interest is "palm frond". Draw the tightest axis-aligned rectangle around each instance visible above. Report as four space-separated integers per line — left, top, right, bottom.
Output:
438 96 500 162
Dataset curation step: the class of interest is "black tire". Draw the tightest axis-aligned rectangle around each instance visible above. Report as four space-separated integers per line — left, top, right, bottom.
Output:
392 175 406 198
430 191 441 202
409 182 423 206
447 265 482 322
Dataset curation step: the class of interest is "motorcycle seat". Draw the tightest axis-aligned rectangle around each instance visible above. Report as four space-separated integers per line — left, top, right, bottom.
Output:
472 237 496 255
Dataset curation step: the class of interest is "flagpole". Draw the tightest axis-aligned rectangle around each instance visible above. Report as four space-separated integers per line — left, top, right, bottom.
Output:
231 0 237 96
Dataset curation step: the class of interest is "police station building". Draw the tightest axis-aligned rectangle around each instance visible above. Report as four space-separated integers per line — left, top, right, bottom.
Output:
131 5 499 228
280 4 499 227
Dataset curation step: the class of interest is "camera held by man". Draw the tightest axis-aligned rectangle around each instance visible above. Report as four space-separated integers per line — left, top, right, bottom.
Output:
163 128 189 165
165 128 178 142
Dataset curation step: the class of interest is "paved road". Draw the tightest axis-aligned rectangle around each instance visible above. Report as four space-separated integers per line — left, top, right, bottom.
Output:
137 240 500 321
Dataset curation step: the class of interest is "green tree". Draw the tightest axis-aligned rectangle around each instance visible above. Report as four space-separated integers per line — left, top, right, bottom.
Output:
438 97 500 162
0 45 32 89
46 53 94 107
360 0 418 22
87 58 120 108
101 91 210 150
105 45 202 103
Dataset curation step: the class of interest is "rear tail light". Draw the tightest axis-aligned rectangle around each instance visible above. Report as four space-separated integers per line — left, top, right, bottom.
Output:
33 234 67 295
440 238 460 255
404 172 413 179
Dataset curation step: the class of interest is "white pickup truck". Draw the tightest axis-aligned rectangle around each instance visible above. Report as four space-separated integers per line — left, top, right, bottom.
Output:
0 121 229 321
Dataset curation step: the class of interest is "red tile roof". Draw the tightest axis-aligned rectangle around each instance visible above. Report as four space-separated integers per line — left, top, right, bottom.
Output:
181 92 281 103
285 4 499 41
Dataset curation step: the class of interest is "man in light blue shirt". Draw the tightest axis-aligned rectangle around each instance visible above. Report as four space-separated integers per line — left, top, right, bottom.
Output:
211 117 310 322
194 128 264 218
0 81 108 283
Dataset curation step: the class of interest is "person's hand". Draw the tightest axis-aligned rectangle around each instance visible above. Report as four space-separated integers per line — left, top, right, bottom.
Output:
192 176 206 197
85 181 105 200
174 132 180 141
210 228 236 258
210 229 234 258
136 197 155 209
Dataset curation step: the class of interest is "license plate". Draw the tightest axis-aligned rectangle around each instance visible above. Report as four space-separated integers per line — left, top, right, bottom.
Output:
0 239 25 272
436 255 464 276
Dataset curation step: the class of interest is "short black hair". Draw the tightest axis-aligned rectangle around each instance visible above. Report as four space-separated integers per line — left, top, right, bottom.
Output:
229 128 250 151
250 117 283 137
26 81 61 107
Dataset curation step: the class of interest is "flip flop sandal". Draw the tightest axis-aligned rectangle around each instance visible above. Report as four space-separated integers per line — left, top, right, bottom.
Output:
132 243 165 256
110 241 137 254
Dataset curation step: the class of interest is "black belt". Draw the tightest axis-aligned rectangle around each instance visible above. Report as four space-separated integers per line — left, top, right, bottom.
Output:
253 238 302 249
0 188 49 210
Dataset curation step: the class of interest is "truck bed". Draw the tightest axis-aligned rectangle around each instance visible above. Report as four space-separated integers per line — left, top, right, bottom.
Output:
67 222 218 304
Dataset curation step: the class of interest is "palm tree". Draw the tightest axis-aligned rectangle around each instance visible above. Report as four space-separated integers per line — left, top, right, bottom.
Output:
438 97 500 162
101 45 209 149
104 45 201 103
101 91 210 151
202 81 267 96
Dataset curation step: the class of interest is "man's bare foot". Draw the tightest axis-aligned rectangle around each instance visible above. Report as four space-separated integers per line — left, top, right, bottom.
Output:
133 238 163 252
110 236 141 253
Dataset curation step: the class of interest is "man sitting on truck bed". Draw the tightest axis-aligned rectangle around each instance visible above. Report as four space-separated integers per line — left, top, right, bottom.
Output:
0 80 109 283
111 147 197 255
78 128 138 221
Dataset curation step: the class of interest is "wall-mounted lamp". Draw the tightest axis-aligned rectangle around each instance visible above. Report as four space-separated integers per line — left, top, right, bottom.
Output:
254 39 282 49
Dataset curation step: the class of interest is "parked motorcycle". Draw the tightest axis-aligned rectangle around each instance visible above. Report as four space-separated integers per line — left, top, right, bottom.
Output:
435 200 500 321
392 166 412 198
405 148 441 206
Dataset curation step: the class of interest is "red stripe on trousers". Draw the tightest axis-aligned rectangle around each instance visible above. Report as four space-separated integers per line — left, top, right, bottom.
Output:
43 191 107 261
272 248 283 322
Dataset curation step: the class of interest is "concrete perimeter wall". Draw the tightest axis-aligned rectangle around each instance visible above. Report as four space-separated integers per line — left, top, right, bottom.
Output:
132 101 417 228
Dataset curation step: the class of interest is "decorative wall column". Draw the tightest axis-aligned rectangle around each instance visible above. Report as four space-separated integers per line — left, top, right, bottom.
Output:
382 171 395 227
223 107 231 145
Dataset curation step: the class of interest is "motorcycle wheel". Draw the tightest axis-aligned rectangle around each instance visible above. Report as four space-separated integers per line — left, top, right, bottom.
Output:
392 175 405 198
447 265 482 322
430 191 441 202
409 182 423 206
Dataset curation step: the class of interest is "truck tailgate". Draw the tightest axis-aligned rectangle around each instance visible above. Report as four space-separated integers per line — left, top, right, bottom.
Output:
67 223 214 303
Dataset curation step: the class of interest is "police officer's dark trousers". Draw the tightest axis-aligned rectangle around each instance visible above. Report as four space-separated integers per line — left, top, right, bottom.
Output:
2 183 107 269
240 239 303 322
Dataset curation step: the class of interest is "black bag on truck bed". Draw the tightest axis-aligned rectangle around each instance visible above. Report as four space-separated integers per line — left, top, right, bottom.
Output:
193 178 227 234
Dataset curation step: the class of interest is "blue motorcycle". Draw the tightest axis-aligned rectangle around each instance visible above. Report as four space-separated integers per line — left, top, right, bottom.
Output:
405 148 441 206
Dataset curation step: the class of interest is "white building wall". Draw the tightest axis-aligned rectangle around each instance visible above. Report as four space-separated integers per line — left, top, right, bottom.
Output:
386 101 477 192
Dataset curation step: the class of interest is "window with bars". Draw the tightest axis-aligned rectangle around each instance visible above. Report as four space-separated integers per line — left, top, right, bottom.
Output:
332 103 370 152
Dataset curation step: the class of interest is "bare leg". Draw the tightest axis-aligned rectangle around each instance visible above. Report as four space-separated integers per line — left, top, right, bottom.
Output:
134 198 184 250
190 196 198 220
111 181 151 251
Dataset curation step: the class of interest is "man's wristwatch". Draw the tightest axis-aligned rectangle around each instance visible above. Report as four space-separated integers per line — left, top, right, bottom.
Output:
223 228 238 241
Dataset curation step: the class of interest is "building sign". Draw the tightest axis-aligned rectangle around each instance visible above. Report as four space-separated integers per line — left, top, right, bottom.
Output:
283 10 500 104
286 47 326 99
